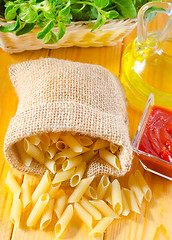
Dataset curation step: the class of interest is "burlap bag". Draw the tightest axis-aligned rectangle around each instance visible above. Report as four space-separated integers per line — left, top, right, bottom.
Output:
4 58 133 178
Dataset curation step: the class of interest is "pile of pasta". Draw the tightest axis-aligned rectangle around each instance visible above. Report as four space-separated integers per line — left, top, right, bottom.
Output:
16 132 122 173
6 168 152 238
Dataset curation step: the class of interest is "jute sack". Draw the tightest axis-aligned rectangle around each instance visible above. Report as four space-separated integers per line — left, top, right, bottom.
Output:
4 58 133 178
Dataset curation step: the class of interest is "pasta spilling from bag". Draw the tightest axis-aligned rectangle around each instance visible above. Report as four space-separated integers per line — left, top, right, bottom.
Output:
6 169 152 237
13 132 129 180
4 58 133 178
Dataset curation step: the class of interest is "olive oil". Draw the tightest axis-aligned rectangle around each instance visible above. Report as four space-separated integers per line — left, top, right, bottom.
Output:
121 38 172 110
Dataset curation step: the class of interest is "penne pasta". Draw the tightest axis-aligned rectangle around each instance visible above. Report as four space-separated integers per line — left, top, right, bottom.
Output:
49 183 61 199
80 197 102 220
55 164 62 173
110 143 118 154
29 135 40 146
82 150 98 163
37 142 48 153
128 174 144 207
99 148 120 169
56 141 68 151
84 186 97 200
45 144 57 159
70 162 86 187
55 204 73 238
49 132 61 143
62 156 82 171
53 155 66 165
54 190 68 218
6 171 21 198
40 133 51 146
27 193 50 227
134 170 152 202
10 196 22 227
111 179 122 215
90 200 119 218
121 188 130 216
93 139 109 150
104 184 112 205
89 217 114 236
44 159 57 174
32 170 51 204
74 202 93 229
122 188 140 214
68 176 94 203
75 135 93 147
21 177 32 211
16 140 32 167
40 199 55 230
54 147 89 159
52 168 75 184
97 175 110 199
24 139 44 164
61 133 83 152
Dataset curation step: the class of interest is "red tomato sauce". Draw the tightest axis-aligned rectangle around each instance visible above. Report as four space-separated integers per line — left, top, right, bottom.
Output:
139 106 172 163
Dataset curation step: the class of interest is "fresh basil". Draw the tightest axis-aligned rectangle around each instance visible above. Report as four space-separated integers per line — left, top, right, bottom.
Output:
0 16 21 32
0 0 161 44
57 21 66 41
94 0 109 9
16 22 35 35
37 20 54 39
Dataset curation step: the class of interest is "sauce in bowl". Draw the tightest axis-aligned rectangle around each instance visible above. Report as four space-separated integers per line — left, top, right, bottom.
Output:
139 106 172 163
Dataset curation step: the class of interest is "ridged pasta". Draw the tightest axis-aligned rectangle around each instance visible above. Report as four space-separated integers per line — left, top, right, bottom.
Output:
27 193 50 227
99 148 121 169
74 202 93 229
6 171 21 198
21 177 32 211
80 197 102 220
68 176 94 203
55 204 73 238
10 196 22 227
32 170 51 204
111 179 122 215
70 162 86 187
40 199 55 230
97 175 110 199
7 131 152 238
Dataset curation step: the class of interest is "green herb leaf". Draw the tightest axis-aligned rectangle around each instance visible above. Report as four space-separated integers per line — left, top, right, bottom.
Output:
57 21 66 41
59 4 70 17
16 22 35 35
0 16 21 32
5 4 19 20
43 10 56 20
112 0 137 18
19 5 38 23
37 20 54 39
43 30 58 44
91 11 107 31
94 0 109 9
90 6 98 19
106 10 119 19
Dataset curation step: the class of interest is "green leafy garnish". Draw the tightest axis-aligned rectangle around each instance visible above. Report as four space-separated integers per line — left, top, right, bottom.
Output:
0 0 161 44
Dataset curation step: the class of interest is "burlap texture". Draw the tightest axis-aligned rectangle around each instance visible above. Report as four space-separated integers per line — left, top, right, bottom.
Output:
4 58 133 178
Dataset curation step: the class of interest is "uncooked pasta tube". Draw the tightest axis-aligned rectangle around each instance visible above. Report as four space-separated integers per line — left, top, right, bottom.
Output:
27 193 50 227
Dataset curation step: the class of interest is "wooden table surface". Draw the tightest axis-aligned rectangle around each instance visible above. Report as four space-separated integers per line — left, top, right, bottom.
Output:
0 13 172 240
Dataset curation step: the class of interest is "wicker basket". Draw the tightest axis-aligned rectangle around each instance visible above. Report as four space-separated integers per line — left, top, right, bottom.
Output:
0 17 137 53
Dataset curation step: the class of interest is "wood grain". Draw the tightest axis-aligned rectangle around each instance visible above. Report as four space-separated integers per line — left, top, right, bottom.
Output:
0 13 172 240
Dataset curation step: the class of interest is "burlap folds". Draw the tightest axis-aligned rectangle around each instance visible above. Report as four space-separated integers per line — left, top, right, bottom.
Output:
4 58 133 178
